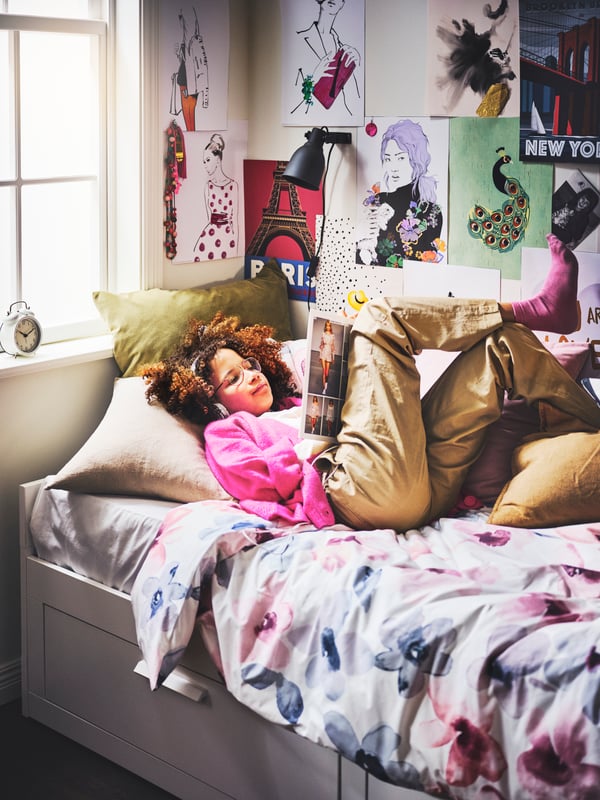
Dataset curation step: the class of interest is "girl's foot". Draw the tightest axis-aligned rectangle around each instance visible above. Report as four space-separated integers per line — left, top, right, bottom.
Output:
512 234 579 333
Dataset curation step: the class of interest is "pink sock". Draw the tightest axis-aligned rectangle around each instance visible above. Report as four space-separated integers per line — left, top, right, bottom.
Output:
512 233 579 333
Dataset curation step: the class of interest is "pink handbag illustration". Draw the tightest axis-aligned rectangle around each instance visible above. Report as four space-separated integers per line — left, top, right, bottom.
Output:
313 49 355 109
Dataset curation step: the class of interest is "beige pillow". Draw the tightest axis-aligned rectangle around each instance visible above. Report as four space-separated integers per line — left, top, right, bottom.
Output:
94 259 293 377
488 431 600 528
463 341 592 505
46 377 231 503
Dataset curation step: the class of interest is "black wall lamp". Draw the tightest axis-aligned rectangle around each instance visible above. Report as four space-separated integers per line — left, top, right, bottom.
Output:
283 127 352 191
283 127 352 288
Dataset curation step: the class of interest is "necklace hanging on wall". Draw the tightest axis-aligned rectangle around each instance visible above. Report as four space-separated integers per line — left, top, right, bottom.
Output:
164 120 186 260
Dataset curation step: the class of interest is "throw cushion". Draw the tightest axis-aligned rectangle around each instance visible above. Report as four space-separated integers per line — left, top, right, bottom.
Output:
488 431 600 527
46 377 232 503
94 259 293 377
463 340 592 505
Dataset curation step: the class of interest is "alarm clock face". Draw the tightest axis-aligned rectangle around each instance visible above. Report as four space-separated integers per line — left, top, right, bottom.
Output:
14 315 42 354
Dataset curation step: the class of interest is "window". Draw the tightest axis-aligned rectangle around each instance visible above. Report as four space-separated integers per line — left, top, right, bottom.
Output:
566 48 574 77
581 43 590 82
0 0 141 344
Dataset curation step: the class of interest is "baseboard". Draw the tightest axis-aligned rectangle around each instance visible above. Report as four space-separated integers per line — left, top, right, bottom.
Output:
0 659 21 706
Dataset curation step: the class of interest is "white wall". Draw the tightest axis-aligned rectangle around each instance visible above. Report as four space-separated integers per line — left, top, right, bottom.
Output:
0 357 120 703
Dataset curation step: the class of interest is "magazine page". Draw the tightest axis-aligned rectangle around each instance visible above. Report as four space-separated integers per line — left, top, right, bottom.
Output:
300 311 352 443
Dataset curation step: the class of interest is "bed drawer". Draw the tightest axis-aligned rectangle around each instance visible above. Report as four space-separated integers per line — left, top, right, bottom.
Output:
25 553 222 683
42 605 338 800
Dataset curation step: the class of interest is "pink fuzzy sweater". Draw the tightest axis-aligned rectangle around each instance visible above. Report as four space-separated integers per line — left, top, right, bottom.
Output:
204 410 335 528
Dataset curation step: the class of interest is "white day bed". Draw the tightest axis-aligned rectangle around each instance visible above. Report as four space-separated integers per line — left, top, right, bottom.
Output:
20 263 600 800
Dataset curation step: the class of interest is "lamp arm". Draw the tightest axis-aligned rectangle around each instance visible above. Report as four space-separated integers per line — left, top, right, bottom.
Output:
323 131 352 145
307 141 335 298
302 127 352 146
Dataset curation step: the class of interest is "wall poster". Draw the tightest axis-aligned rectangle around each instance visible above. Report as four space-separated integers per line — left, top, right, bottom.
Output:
280 0 365 126
552 169 600 250
426 0 520 119
449 116 553 280
166 121 247 264
243 159 324 302
159 0 230 133
520 3 600 163
355 116 449 268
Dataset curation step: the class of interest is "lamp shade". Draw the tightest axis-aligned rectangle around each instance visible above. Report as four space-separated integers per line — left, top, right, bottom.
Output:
282 128 327 191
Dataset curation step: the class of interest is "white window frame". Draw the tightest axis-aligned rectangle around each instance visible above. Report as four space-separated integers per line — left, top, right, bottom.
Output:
0 0 151 346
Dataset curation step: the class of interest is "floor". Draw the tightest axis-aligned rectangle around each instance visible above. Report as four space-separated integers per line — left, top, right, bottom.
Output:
2 698 179 799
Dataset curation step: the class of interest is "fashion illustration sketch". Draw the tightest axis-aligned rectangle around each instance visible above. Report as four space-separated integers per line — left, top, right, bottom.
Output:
355 117 449 267
280 0 365 126
169 7 209 131
160 0 229 133
193 133 239 261
426 0 519 118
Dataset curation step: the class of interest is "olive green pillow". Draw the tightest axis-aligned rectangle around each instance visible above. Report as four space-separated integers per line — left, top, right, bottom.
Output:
94 259 293 377
488 431 600 528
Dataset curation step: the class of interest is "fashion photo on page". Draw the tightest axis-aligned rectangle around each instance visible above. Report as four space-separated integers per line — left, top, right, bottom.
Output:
301 311 351 442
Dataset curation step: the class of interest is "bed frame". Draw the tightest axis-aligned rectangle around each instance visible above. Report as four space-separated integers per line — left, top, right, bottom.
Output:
19 479 423 800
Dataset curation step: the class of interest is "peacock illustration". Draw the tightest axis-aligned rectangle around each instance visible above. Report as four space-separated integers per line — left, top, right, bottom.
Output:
467 147 529 252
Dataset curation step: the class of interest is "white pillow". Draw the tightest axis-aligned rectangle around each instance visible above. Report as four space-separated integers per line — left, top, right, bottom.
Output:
46 376 232 503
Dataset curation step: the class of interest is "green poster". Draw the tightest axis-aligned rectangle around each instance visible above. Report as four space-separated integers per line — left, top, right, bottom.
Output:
449 117 553 280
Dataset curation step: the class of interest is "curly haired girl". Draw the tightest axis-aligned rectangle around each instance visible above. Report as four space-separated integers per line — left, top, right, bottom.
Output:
142 312 298 424
142 236 600 532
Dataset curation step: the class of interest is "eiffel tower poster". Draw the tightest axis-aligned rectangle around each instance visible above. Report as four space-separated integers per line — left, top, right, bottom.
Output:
244 159 323 301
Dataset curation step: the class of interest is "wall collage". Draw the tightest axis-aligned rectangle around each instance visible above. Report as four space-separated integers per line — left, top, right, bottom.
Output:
160 0 600 351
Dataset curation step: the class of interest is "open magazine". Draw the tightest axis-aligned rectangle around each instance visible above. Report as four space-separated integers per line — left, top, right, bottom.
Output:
300 311 352 443
298 310 463 443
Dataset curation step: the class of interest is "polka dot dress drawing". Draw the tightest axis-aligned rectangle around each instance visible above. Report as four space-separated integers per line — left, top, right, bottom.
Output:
194 177 237 260
193 133 239 262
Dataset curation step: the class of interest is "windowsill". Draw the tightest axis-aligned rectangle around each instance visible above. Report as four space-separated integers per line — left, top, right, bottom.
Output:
0 334 115 379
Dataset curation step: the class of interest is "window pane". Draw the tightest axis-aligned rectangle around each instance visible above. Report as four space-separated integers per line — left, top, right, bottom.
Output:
21 181 100 327
0 30 15 180
20 31 99 179
0 187 16 305
6 1 92 17
582 45 590 82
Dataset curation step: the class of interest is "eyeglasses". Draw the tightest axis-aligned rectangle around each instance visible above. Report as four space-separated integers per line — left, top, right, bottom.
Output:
213 357 262 393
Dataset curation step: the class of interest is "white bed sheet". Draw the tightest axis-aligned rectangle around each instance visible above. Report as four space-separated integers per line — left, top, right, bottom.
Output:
29 479 178 593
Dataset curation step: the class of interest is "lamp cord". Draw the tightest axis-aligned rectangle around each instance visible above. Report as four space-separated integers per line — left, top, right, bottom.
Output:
307 142 335 311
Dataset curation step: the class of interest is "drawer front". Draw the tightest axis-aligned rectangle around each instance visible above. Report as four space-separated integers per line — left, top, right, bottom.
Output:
44 606 337 800
26 554 222 683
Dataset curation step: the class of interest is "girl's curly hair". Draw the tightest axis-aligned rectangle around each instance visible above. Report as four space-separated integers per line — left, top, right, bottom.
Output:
141 312 298 425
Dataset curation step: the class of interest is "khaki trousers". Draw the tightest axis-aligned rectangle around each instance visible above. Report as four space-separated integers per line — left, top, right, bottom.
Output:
319 296 600 532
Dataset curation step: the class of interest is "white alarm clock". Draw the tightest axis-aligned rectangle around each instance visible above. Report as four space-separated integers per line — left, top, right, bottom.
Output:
0 301 43 356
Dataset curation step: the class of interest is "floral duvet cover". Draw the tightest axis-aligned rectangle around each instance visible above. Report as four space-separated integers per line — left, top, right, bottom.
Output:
131 500 600 799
